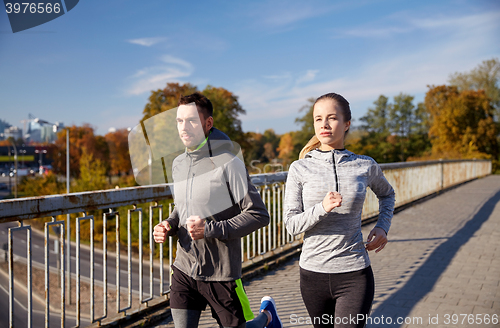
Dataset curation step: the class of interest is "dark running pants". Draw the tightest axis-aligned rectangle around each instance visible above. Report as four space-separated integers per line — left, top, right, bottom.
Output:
300 266 375 328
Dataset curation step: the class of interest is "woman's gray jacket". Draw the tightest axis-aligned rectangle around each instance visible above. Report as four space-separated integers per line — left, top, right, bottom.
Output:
284 149 395 274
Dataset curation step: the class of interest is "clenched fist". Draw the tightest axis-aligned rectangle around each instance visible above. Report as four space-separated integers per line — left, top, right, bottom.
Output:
322 191 342 212
153 221 171 243
187 216 206 240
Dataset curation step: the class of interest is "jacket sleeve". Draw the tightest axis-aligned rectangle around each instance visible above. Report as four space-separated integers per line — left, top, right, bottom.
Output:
283 162 328 236
204 159 270 241
368 160 395 234
165 205 180 237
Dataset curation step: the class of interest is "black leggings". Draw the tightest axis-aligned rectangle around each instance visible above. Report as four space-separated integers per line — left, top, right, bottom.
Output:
300 266 374 328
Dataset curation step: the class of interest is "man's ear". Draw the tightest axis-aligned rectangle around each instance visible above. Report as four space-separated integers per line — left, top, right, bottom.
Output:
206 116 214 130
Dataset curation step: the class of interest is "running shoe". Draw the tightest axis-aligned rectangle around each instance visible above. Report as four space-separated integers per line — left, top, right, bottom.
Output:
259 296 282 328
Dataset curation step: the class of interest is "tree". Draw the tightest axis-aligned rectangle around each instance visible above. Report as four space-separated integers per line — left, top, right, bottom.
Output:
277 132 296 162
73 148 108 192
202 85 246 144
48 124 110 178
242 129 281 165
360 95 389 134
18 172 65 197
449 58 500 118
141 83 198 122
425 85 498 159
105 128 132 176
294 98 315 148
355 94 431 162
140 82 249 165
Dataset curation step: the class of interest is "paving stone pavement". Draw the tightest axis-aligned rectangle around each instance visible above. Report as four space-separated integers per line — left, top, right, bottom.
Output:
154 175 500 327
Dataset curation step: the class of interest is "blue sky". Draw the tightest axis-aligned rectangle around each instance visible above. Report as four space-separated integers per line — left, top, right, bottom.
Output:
1 0 499 136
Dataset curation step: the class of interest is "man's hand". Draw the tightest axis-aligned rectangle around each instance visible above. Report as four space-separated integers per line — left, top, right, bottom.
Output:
187 216 206 240
365 227 387 253
153 221 171 243
322 191 342 212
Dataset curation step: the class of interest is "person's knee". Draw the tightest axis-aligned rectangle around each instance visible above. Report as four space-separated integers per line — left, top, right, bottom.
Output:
171 308 202 328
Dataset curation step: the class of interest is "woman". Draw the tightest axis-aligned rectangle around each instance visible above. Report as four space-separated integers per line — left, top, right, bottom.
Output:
284 93 395 328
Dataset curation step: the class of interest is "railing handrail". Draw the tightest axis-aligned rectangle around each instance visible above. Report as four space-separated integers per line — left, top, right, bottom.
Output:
0 184 173 222
378 158 490 170
0 158 492 223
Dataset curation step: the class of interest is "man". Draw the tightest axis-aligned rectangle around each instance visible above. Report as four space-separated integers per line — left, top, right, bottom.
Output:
153 93 282 328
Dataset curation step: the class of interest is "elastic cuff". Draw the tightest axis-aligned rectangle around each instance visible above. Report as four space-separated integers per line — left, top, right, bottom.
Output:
317 202 328 216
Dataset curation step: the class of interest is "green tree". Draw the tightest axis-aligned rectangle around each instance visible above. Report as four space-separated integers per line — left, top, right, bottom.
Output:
355 94 431 162
18 172 66 197
202 85 246 143
360 95 389 134
294 98 315 146
449 58 500 118
73 148 108 192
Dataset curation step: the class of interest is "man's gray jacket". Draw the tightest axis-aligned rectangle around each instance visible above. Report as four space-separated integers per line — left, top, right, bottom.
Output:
165 128 270 281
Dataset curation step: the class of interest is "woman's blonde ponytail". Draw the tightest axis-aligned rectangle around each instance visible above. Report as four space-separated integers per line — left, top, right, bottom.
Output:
299 135 321 159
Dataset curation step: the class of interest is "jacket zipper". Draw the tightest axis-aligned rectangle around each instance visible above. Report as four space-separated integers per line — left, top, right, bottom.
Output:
185 154 192 217
185 153 199 276
332 152 339 192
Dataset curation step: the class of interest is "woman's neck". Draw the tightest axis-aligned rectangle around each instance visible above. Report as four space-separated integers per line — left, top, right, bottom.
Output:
319 143 344 151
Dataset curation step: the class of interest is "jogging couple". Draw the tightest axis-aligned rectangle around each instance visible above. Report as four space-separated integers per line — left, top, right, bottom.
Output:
153 92 395 328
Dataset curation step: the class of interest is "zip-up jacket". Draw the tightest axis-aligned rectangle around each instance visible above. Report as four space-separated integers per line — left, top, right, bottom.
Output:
284 149 395 274
165 128 270 281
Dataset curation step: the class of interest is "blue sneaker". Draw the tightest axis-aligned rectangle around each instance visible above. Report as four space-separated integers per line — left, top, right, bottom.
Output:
259 296 282 328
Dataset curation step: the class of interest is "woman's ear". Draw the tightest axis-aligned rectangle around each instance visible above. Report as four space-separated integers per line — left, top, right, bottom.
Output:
345 120 351 131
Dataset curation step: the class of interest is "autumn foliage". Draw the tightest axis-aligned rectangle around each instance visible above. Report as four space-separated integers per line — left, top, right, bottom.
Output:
425 85 498 159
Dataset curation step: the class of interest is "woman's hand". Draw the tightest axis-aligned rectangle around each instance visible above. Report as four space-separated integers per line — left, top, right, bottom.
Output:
365 227 387 253
322 191 342 212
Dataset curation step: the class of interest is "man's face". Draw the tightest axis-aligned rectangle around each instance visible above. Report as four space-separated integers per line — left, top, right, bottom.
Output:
176 103 208 149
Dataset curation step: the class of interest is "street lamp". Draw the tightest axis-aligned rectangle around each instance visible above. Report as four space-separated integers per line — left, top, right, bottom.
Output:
35 149 47 175
34 117 71 304
7 140 18 198
19 149 26 167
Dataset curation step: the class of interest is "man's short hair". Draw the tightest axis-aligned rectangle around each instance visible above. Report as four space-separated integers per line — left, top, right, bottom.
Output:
178 93 213 119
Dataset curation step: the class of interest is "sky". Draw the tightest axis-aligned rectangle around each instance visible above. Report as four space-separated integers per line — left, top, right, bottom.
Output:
1 0 499 136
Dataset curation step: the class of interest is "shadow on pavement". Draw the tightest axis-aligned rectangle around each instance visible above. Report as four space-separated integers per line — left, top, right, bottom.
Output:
370 189 500 326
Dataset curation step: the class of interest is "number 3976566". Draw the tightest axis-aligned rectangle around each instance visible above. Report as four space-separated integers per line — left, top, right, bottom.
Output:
5 3 61 14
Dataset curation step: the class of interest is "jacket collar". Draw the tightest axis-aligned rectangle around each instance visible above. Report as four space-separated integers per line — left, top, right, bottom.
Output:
184 127 232 161
304 148 354 164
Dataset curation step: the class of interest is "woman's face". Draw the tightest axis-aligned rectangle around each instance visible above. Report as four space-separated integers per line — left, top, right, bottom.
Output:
313 99 351 150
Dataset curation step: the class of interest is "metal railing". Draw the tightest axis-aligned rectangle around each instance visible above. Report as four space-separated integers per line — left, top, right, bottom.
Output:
0 159 491 327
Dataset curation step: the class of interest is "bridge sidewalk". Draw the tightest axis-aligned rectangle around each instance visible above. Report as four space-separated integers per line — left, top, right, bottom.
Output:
155 175 500 327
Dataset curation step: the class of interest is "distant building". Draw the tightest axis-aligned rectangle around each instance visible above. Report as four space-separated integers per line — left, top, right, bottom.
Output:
41 125 58 143
3 126 22 141
0 119 11 140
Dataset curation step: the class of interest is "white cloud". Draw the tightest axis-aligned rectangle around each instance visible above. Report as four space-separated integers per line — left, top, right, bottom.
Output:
296 70 319 84
235 8 500 133
334 10 500 39
125 55 194 96
245 0 342 30
127 37 167 47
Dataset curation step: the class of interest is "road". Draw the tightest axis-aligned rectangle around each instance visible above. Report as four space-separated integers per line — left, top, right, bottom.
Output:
0 189 172 327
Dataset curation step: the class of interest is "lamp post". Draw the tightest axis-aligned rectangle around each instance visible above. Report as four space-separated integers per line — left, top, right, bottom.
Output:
7 140 18 198
35 118 71 304
35 149 47 175
19 149 26 167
